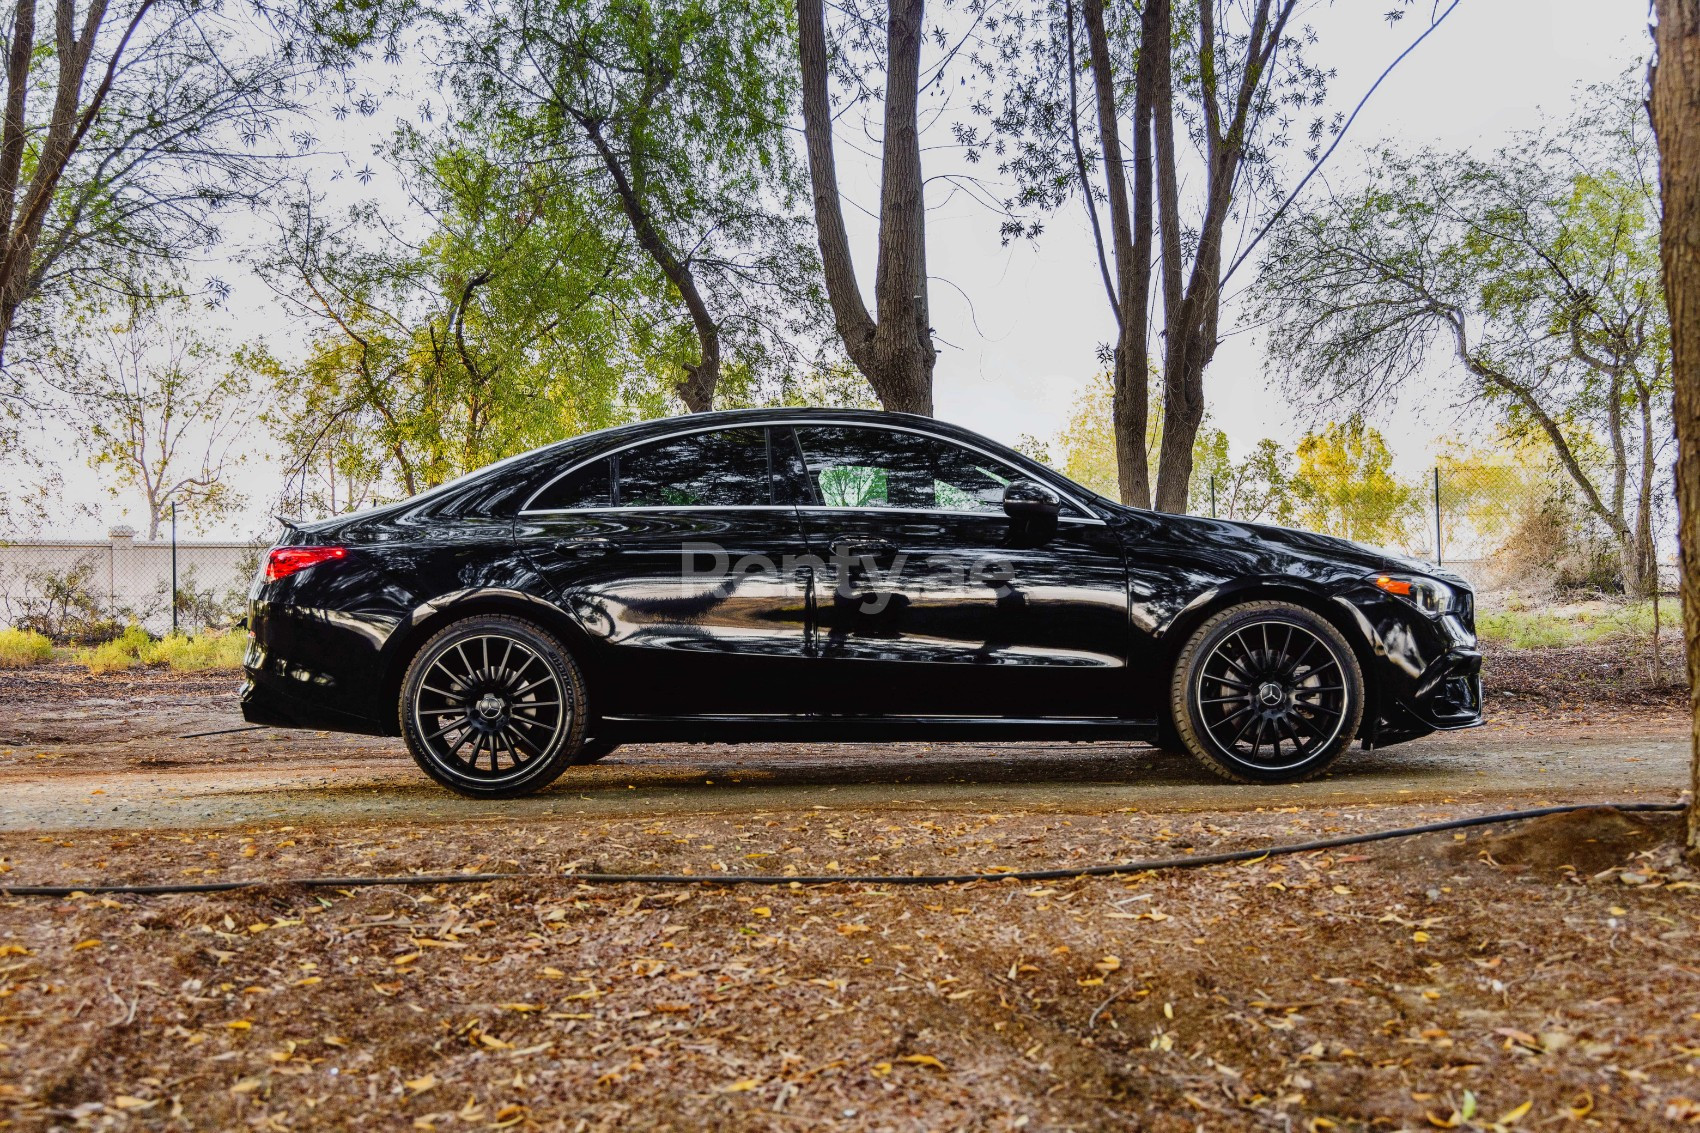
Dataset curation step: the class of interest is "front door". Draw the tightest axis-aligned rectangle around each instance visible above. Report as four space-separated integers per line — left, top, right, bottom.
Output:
778 424 1130 719
516 426 813 717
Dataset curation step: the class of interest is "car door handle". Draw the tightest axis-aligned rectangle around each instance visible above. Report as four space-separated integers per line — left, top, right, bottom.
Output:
558 537 619 558
831 537 898 564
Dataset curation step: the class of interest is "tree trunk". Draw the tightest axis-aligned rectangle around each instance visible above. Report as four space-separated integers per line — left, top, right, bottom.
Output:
1153 322 1215 511
1149 0 1294 514
797 0 935 415
0 0 38 243
1649 0 1700 857
578 115 721 412
1635 376 1659 598
1082 0 1158 509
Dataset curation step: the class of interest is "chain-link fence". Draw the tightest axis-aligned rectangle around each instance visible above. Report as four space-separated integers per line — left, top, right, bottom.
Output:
1198 458 1670 595
0 515 260 643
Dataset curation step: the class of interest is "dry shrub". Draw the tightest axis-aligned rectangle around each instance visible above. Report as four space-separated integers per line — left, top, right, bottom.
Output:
1488 490 1619 594
0 626 53 668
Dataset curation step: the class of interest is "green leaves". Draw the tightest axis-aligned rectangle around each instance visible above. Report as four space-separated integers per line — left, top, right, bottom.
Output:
262 124 676 508
447 0 823 404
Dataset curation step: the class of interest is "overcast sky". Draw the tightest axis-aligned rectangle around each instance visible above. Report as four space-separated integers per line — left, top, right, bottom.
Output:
46 0 1656 540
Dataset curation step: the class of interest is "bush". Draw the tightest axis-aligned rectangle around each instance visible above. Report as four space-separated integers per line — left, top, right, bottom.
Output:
0 627 54 668
76 638 142 673
1 555 124 644
141 631 246 671
72 624 246 673
160 564 248 634
73 623 152 673
1489 489 1625 596
114 623 150 653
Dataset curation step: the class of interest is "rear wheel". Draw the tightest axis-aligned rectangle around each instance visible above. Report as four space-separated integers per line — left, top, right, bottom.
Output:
400 615 587 798
1171 601 1363 784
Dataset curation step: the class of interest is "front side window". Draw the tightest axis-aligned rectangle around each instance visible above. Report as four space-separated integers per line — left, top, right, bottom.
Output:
616 428 771 508
792 426 1042 514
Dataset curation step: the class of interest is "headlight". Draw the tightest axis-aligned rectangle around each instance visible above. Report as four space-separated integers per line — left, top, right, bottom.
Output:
1369 572 1455 616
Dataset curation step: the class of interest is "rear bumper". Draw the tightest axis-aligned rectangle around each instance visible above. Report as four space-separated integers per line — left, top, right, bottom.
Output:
240 671 388 736
241 581 406 734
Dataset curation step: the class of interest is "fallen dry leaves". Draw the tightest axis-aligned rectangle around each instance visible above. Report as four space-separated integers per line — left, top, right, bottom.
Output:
0 803 1695 1130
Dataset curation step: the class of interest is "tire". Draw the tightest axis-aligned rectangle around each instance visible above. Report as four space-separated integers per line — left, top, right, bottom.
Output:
1170 600 1364 784
399 615 588 798
573 738 620 765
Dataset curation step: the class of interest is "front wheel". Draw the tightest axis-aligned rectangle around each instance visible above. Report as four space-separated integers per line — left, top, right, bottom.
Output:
1170 601 1364 784
400 615 587 798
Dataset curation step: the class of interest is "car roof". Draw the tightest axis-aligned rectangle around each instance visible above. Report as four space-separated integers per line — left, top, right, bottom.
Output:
558 407 995 452
324 406 1117 531
408 408 987 509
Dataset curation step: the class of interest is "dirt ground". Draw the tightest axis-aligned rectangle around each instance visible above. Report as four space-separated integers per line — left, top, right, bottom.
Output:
0 643 1696 1130
3 805 1698 1131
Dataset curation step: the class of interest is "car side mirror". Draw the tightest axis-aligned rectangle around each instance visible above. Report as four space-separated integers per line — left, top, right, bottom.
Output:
1003 479 1061 521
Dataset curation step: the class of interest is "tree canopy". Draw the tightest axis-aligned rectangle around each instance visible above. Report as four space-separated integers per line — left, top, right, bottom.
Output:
258 120 681 507
448 0 824 412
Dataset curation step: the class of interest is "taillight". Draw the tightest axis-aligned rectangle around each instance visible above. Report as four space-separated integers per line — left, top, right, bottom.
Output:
265 546 347 581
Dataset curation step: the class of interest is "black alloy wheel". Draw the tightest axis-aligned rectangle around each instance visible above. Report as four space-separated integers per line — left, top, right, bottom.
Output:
399 615 586 797
1171 601 1363 784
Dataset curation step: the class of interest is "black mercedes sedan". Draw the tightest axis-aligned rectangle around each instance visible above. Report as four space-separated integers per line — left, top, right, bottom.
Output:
241 408 1483 797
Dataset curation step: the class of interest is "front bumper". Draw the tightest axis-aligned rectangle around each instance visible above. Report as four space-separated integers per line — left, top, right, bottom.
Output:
1340 586 1486 749
1366 644 1483 748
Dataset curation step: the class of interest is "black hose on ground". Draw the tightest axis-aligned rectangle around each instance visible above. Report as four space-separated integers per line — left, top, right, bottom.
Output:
178 725 271 739
1 801 1684 899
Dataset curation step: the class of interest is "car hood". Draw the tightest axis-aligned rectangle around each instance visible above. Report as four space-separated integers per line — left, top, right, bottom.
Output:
1151 511 1466 587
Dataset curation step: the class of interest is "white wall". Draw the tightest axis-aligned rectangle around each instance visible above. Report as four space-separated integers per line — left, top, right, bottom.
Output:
0 536 259 635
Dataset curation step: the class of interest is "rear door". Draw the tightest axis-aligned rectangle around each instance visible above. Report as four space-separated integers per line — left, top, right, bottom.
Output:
516 426 813 717
780 424 1130 718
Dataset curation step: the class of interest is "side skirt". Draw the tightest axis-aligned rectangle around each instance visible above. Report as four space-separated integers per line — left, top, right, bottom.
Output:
597 714 1159 744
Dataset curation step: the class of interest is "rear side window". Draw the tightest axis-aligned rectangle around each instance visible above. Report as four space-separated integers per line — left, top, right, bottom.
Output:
616 428 771 508
529 458 612 511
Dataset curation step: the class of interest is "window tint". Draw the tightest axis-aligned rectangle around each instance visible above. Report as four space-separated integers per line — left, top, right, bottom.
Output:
773 427 817 505
793 426 1030 514
616 428 771 508
920 434 1014 512
529 457 612 511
